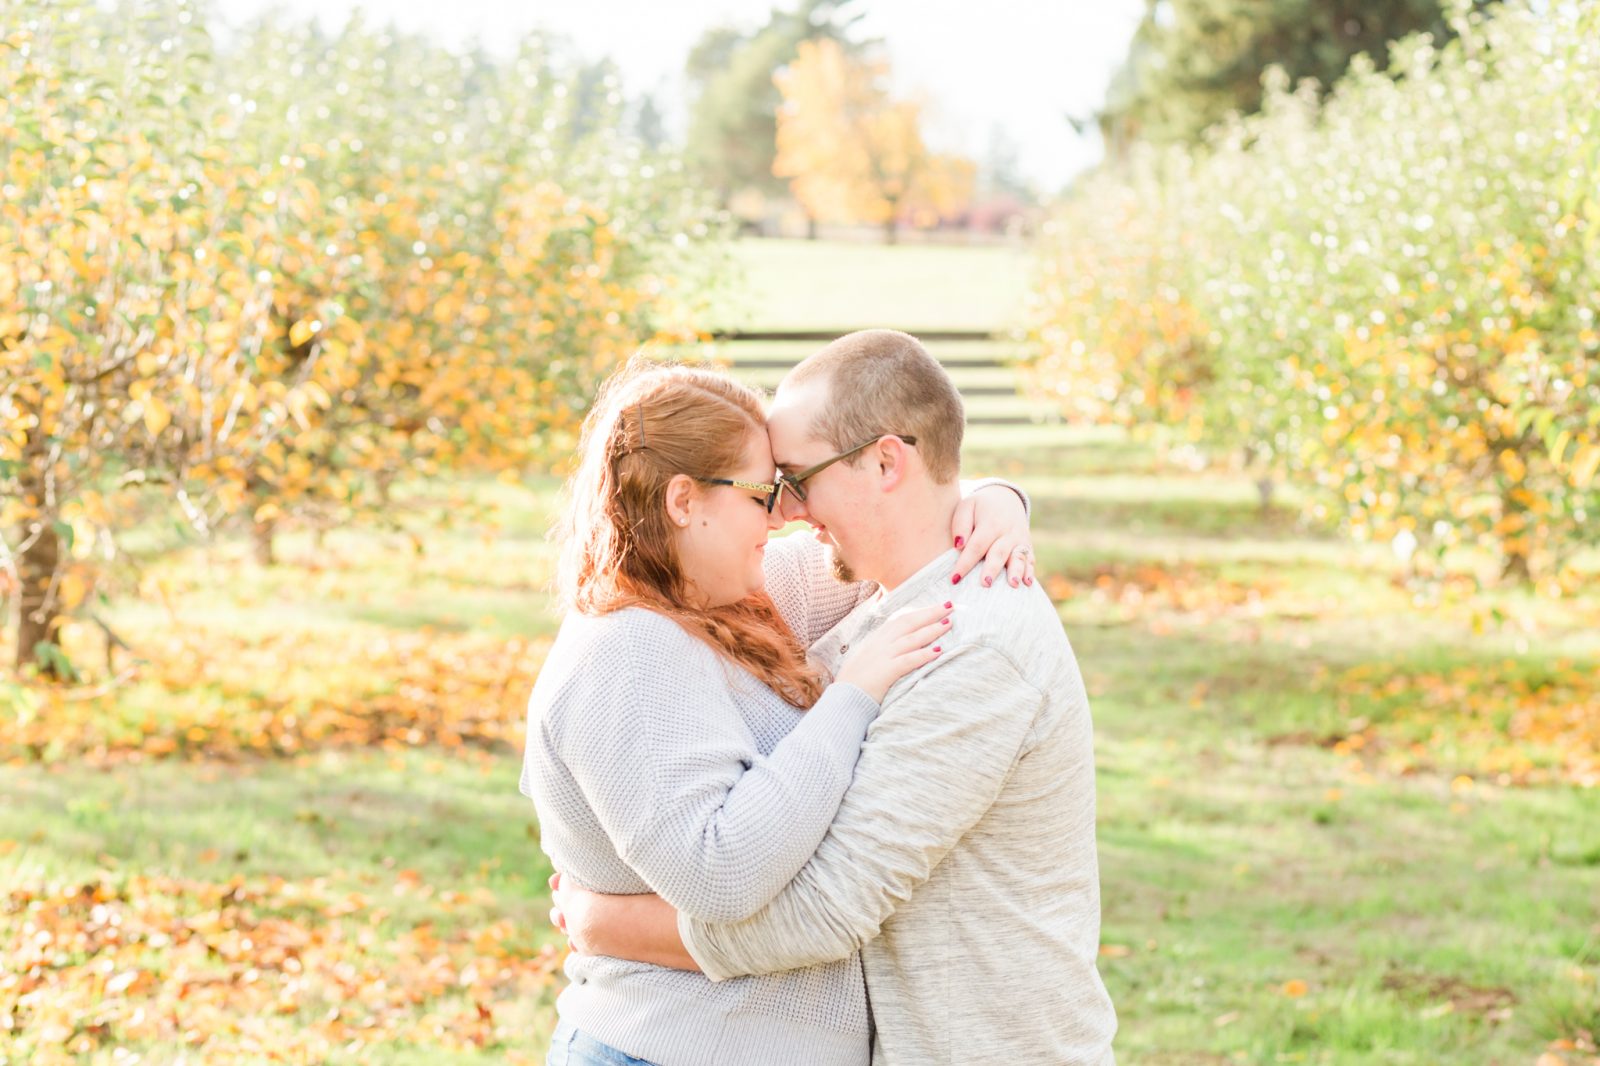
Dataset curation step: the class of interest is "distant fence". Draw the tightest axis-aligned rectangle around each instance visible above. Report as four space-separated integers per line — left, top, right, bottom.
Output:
691 329 1057 427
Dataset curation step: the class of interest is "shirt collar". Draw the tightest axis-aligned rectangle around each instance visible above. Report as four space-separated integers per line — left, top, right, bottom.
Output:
862 548 960 626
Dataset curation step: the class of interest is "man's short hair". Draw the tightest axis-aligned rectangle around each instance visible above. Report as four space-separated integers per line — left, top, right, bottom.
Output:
784 329 964 483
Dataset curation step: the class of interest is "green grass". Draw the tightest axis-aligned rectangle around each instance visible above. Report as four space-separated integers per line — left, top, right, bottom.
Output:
8 440 1598 1063
1 748 549 935
4 239 1598 1063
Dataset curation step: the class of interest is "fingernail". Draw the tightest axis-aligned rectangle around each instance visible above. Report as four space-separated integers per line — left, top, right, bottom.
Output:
1024 576 1033 586
933 646 942 653
1011 578 1020 587
951 573 961 584
942 617 950 625
983 577 992 588
954 536 965 549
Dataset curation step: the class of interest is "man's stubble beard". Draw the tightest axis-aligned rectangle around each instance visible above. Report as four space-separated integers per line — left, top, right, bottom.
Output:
828 545 856 583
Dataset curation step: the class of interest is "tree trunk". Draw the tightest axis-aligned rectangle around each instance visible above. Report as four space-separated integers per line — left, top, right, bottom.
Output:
1256 476 1276 513
16 518 63 677
253 516 277 567
1501 549 1532 583
15 409 67 678
1498 482 1534 583
883 216 898 245
805 215 818 241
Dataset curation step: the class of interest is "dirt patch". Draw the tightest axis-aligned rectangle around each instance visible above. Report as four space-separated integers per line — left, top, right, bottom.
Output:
1381 969 1518 1017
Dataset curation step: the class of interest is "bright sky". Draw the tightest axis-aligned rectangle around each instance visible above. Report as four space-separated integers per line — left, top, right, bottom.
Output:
210 0 1143 191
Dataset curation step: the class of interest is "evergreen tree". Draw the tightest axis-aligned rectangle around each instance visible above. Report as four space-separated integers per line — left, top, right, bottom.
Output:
1099 0 1491 149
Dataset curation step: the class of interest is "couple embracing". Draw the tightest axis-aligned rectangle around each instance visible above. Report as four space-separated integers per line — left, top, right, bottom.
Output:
521 329 1117 1065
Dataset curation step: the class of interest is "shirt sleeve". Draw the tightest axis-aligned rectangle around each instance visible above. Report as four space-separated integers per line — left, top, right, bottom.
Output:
548 618 881 924
960 476 1031 517
761 478 1029 644
677 642 1045 978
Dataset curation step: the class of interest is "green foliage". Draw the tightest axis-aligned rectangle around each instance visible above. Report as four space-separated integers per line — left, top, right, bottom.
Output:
1100 0 1483 148
1031 0 1600 581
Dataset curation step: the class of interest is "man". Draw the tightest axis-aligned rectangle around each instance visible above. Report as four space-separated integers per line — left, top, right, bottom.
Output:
554 329 1117 1064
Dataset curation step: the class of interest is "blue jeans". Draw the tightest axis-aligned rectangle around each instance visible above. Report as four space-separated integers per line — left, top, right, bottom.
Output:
546 1021 660 1066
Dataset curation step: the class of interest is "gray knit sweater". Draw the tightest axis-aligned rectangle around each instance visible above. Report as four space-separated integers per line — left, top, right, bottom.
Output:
520 527 879 1066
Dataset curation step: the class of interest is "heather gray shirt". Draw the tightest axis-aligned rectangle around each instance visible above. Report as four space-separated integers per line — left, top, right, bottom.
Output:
521 529 878 1066
680 548 1118 1065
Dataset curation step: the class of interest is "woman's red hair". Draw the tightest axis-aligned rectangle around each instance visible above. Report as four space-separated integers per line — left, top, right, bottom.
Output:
554 362 825 708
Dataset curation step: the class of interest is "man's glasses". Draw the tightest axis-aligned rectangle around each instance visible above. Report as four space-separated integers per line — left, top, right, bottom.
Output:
696 434 917 515
777 433 918 507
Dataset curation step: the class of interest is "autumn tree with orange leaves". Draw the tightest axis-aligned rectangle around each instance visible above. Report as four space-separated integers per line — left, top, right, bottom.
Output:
774 38 974 243
0 4 295 676
0 1 715 676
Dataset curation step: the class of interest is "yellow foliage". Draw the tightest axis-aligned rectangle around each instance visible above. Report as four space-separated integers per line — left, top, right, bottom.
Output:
1572 444 1600 488
143 396 173 437
774 39 975 231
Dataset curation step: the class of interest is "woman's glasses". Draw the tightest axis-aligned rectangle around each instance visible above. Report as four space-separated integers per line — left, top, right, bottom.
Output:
695 477 781 513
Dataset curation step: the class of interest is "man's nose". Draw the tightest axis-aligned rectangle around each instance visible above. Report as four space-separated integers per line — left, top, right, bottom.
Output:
778 490 808 524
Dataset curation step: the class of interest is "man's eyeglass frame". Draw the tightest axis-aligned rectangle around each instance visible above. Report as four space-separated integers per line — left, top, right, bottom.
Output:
696 433 918 514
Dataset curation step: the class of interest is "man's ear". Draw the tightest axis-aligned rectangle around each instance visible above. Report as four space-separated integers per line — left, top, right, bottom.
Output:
664 474 697 527
874 435 913 491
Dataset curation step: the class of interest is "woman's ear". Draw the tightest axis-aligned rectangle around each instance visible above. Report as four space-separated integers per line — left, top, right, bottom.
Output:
664 473 696 528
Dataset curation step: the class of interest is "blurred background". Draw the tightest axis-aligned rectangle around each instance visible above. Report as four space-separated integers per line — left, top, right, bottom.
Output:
1 0 1597 1062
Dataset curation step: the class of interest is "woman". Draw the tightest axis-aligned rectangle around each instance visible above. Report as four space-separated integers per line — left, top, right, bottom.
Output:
520 363 1030 1066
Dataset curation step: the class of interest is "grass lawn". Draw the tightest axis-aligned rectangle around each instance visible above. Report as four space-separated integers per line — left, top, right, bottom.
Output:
5 437 1596 1064
3 239 1597 1064
709 237 1034 333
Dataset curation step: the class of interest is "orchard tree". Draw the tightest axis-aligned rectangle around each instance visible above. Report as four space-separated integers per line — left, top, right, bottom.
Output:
1030 1 1600 582
212 17 711 563
0 1 316 674
1 2 720 675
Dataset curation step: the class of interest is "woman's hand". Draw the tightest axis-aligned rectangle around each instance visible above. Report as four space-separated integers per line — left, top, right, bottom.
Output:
834 602 953 703
950 486 1034 589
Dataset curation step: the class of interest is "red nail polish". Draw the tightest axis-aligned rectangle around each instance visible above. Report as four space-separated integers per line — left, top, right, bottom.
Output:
944 601 952 609
932 646 941 653
1024 577 1033 586
954 536 965 549
942 617 950 625
951 573 961 584
983 577 992 588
